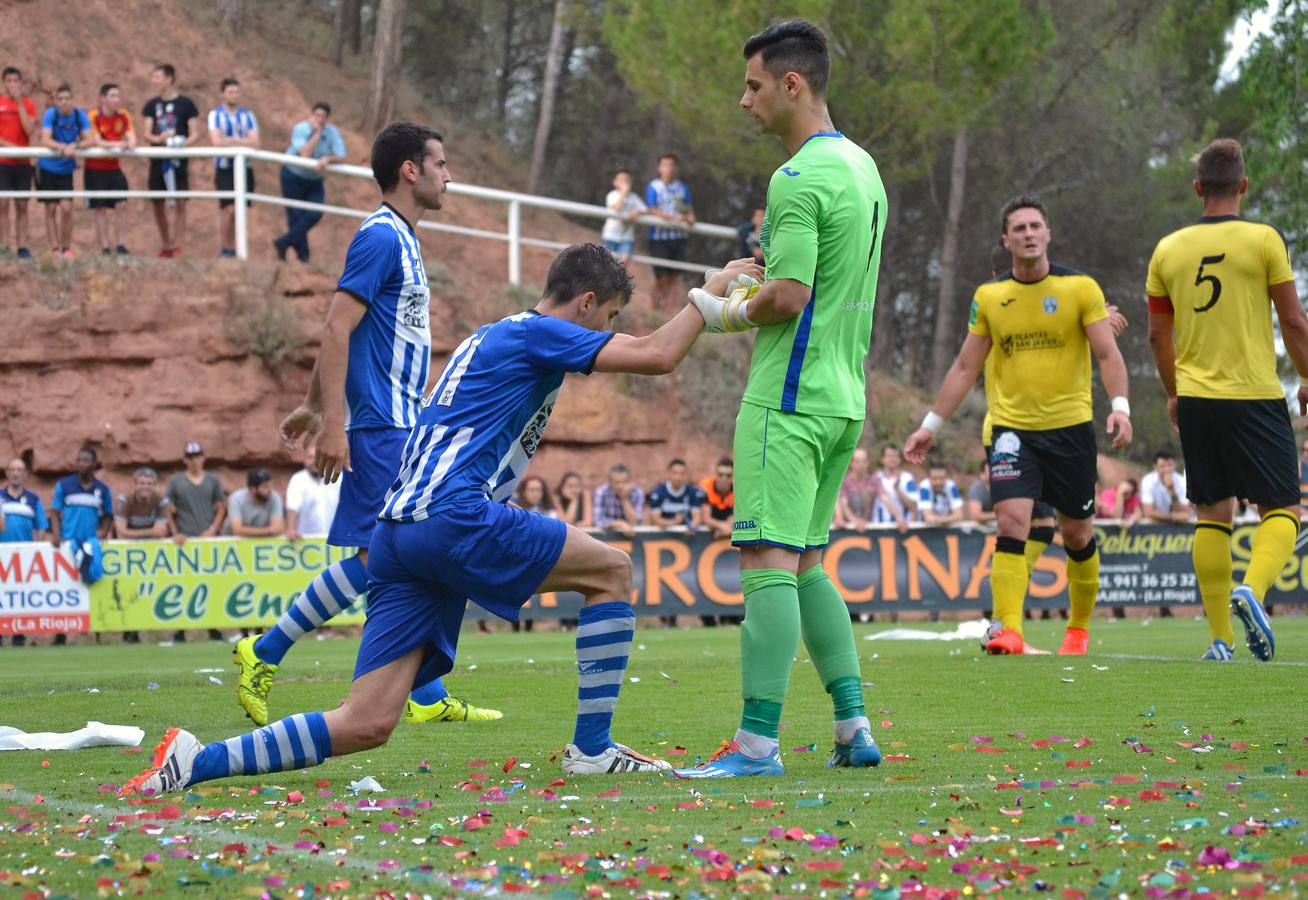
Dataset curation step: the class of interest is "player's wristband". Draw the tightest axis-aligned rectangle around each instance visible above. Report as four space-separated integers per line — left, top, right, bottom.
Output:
1110 396 1131 417
920 411 945 435
1298 375 1308 389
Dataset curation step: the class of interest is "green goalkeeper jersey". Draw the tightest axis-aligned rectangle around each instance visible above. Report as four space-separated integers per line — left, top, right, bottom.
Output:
743 132 887 420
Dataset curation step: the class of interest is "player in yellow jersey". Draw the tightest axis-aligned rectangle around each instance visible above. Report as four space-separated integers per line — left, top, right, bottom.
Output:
980 243 1129 648
906 196 1132 655
1146 138 1308 662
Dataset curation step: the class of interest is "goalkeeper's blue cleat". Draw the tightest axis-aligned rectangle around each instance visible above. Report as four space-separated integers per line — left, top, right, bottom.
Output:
672 740 784 779
829 727 882 768
1202 639 1234 661
1230 586 1275 661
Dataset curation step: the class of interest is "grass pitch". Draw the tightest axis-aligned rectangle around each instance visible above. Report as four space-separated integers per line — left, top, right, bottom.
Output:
2 615 1308 897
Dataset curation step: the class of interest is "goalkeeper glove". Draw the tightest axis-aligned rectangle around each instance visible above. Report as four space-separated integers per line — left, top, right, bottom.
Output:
689 274 761 333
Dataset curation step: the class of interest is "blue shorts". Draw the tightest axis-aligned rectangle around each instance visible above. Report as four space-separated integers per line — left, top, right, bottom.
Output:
603 239 634 257
327 427 409 548
354 500 568 687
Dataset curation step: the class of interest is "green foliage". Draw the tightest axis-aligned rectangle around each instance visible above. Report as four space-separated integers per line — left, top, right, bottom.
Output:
225 293 306 371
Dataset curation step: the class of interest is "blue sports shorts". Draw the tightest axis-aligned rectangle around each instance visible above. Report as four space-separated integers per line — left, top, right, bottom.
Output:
354 500 568 688
327 427 409 548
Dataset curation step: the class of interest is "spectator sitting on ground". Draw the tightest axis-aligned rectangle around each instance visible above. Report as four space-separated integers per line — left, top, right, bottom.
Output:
275 101 345 262
285 446 339 540
967 458 996 524
37 83 92 258
645 152 695 310
697 457 735 540
918 460 964 525
647 457 704 529
873 444 917 532
207 76 259 258
1141 449 1191 524
601 168 644 266
86 83 135 256
514 475 557 517
736 204 765 265
1097 477 1142 523
115 467 170 538
834 446 879 531
593 463 644 536
226 468 284 537
0 66 38 259
142 63 201 258
555 471 591 528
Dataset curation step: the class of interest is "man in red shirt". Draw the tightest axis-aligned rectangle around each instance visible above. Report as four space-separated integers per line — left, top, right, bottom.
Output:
87 83 135 255
0 66 37 259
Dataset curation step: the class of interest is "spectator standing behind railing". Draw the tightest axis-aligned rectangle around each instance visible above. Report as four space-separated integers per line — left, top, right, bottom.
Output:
593 463 644 536
647 458 704 529
514 476 558 518
918 461 964 525
736 204 765 265
0 458 48 647
50 447 113 645
697 458 734 540
285 447 339 539
644 152 695 310
834 446 878 531
225 468 284 537
967 458 996 524
37 83 91 259
142 63 201 258
1096 477 1142 523
115 467 170 538
600 169 644 266
86 83 135 256
275 102 345 262
164 441 225 642
872 445 916 533
555 471 591 528
0 66 37 259
208 77 259 259
1141 449 1191 524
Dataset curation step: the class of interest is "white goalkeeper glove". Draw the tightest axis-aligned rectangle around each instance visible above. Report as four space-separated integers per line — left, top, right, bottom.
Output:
689 274 761 333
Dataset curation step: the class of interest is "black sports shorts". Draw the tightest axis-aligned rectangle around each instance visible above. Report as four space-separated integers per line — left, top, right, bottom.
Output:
1177 396 1299 508
988 422 1097 520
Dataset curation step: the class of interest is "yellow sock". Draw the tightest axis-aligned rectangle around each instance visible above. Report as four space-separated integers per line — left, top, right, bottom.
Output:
1193 520 1235 645
1024 526 1054 578
1244 509 1300 600
1065 539 1098 630
991 539 1028 635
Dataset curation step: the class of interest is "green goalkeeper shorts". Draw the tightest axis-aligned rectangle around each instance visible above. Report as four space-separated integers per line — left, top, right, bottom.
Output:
731 401 864 552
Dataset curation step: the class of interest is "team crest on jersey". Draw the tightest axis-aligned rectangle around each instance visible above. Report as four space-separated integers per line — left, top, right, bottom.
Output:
519 402 555 457
401 286 430 329
1042 295 1058 315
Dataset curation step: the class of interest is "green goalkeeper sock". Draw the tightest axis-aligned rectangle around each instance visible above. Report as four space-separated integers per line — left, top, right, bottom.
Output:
738 568 800 739
796 564 865 719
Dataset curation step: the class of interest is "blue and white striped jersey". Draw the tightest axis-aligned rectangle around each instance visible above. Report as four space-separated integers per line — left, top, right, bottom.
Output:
207 105 258 169
381 311 613 522
336 204 432 431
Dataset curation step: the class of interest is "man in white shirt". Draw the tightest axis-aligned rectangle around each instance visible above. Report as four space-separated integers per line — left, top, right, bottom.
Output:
872 445 916 532
601 169 645 265
1140 449 1191 524
285 447 340 539
917 462 964 525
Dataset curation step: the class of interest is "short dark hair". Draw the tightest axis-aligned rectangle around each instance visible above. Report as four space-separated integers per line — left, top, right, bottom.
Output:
608 463 631 477
657 152 679 164
1196 138 1245 198
743 19 831 98
2 67 21 80
614 168 631 176
668 458 686 469
542 243 634 308
990 242 1011 275
220 76 240 91
371 121 443 192
881 444 900 456
247 468 272 488
312 101 332 116
716 457 734 470
78 446 98 462
1000 195 1048 233
1154 449 1175 462
55 82 72 95
154 63 176 82
99 83 118 97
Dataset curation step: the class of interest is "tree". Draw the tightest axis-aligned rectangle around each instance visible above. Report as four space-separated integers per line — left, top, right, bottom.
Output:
364 0 408 136
217 0 245 35
528 0 569 194
331 0 364 66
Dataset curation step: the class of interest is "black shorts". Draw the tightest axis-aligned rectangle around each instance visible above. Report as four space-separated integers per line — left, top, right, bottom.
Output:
148 159 190 193
988 422 1097 519
985 444 1056 520
214 166 254 207
84 168 128 208
648 237 688 278
35 168 73 202
0 163 32 191
1177 396 1299 508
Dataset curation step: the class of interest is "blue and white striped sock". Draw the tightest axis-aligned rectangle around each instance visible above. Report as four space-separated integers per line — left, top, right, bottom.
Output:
254 556 368 665
572 601 634 756
186 711 333 786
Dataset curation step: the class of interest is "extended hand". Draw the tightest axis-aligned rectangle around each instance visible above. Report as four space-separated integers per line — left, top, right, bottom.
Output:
315 424 351 484
1106 304 1128 337
904 428 934 465
280 404 322 450
1106 411 1133 450
690 275 760 333
1298 386 1308 418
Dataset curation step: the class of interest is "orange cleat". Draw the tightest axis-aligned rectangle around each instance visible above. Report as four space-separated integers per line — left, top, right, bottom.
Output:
1057 627 1089 656
986 627 1026 655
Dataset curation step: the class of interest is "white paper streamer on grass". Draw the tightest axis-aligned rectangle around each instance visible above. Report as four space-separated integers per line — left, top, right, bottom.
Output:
864 620 991 642
0 721 144 751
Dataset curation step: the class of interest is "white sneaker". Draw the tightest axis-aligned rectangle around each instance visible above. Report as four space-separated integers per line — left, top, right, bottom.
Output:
117 728 202 796
561 742 671 775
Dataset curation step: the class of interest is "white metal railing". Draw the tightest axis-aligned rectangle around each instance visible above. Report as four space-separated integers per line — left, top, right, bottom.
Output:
0 146 740 282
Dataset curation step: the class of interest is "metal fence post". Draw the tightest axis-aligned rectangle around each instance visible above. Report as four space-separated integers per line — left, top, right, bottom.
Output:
507 199 521 286
234 150 249 260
